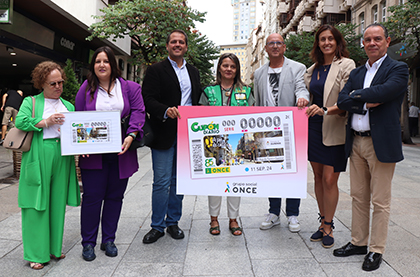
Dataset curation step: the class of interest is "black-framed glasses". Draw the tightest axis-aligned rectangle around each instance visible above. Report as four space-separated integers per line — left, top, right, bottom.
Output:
48 80 65 87
266 41 285 47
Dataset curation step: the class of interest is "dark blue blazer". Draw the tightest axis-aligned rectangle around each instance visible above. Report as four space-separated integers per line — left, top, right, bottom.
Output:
337 56 409 163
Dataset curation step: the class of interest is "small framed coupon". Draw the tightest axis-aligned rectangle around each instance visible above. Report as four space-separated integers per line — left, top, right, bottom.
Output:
60 111 122 156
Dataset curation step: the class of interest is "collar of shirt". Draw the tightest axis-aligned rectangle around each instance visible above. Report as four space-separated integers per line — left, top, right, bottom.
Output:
168 57 186 69
167 57 192 106
365 54 387 72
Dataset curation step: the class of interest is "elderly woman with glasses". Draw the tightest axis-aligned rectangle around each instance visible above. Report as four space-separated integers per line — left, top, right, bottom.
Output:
199 53 254 236
15 61 81 270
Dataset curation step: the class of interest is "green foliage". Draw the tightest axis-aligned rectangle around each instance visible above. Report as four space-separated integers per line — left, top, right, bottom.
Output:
185 32 219 85
87 0 218 85
62 59 80 105
384 0 420 70
284 31 313 68
284 23 366 67
87 0 201 66
335 23 366 65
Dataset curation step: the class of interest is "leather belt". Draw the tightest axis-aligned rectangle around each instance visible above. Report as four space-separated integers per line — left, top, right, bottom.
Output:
353 130 371 137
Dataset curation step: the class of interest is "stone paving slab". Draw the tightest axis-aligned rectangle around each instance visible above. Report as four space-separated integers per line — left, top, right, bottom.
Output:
0 144 419 276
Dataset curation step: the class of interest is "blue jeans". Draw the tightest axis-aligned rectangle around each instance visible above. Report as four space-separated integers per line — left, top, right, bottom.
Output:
268 198 300 217
151 142 183 232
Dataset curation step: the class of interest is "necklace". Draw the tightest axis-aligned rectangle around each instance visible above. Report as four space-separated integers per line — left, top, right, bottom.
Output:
46 98 60 112
317 64 330 80
221 85 233 97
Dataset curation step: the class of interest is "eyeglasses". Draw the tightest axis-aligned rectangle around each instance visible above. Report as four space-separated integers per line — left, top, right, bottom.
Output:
266 41 285 47
48 80 65 87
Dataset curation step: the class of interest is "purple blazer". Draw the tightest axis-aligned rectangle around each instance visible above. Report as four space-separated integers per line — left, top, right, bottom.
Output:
75 77 146 179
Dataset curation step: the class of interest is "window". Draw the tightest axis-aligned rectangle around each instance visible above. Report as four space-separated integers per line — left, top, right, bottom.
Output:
359 12 365 34
381 1 386 22
372 5 378 23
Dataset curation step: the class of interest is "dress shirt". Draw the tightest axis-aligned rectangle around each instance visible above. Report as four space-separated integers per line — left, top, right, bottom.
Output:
351 54 387 132
96 78 124 112
168 57 192 106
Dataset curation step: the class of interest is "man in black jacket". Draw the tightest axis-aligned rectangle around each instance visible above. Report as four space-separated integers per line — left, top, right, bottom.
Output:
141 29 202 243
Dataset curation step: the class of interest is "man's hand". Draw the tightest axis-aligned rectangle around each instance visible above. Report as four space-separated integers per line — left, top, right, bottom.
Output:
167 106 181 119
297 98 309 109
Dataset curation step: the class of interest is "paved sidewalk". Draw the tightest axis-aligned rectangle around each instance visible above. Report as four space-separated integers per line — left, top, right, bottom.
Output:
0 138 419 276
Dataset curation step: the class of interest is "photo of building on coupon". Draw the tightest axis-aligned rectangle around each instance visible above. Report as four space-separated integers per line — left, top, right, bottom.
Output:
203 130 285 168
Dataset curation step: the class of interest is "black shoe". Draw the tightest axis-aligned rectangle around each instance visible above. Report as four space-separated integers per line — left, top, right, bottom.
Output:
333 242 368 257
166 225 185 239
143 229 164 244
100 241 118 257
362 252 382 271
82 244 96 261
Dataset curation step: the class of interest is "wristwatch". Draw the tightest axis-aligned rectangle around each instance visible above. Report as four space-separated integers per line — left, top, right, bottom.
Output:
322 107 328 116
127 132 136 139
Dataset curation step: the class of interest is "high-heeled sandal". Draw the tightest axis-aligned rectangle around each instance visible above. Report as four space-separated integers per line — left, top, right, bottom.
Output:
209 218 220 235
310 213 324 242
322 220 335 248
229 219 242 236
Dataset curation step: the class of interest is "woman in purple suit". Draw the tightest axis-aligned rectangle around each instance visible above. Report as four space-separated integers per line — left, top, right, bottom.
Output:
75 46 145 261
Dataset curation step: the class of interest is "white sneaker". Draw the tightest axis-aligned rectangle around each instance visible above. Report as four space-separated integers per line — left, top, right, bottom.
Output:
288 216 301 232
260 213 280 230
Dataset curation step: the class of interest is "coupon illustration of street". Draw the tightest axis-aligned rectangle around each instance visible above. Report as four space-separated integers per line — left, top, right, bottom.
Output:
187 111 296 179
177 106 308 198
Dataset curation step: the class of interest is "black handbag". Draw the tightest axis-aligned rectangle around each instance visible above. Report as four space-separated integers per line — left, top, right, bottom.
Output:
121 113 154 150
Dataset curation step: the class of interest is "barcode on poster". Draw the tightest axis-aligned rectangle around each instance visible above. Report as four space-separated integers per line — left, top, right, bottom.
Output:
192 139 203 173
283 124 292 169
72 130 76 143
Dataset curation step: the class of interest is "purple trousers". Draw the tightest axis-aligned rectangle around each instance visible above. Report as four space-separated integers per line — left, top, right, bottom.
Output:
80 153 128 247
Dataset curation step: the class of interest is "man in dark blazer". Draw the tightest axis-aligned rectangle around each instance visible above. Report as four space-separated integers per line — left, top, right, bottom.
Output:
141 29 202 244
335 23 409 271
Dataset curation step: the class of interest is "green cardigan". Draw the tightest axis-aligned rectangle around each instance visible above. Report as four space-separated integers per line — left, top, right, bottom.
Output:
15 93 80 210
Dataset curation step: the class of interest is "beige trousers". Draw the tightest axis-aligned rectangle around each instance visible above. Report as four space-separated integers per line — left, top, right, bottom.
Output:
208 196 241 219
349 135 395 254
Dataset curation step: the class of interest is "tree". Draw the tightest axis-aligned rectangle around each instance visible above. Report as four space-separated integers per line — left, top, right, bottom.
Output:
87 0 218 85
284 31 313 68
384 0 420 144
186 32 219 85
62 59 80 104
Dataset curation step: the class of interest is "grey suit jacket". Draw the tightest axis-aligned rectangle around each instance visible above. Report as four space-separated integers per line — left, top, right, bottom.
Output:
254 56 309 107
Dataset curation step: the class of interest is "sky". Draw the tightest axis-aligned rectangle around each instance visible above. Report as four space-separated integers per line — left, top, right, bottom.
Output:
187 0 234 46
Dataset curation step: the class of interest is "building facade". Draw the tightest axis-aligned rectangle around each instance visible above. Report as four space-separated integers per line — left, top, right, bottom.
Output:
0 0 132 96
232 0 258 43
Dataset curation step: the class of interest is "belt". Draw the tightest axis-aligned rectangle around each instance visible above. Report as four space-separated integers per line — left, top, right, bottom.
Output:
353 130 371 137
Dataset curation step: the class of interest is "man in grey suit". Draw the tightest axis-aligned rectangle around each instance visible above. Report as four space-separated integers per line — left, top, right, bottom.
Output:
254 33 309 233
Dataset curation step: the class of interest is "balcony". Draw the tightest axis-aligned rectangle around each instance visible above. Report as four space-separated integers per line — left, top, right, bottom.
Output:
339 0 354 12
316 0 325 18
277 2 290 14
297 15 314 33
311 18 322 32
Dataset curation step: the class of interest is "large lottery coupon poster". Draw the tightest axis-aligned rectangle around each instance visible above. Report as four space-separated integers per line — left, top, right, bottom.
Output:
177 106 308 198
